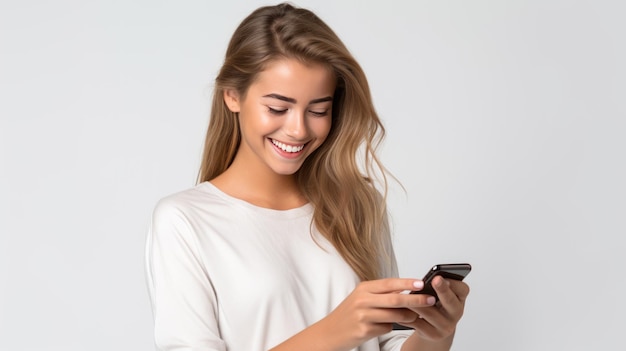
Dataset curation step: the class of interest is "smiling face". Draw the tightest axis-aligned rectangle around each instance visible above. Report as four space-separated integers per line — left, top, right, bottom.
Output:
224 58 336 177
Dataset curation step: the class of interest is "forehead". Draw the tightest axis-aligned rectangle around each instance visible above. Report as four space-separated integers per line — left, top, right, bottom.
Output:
248 58 336 101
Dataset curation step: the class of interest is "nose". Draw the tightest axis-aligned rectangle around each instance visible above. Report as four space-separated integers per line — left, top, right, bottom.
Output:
284 110 308 140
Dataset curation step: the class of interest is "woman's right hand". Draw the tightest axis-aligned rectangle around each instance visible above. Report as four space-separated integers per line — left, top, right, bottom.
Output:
318 278 436 351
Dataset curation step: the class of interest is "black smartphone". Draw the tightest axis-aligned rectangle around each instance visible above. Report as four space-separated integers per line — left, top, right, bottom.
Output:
410 263 472 301
392 263 471 330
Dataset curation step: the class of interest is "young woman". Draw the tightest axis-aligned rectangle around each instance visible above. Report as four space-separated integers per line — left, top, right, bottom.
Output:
145 3 469 351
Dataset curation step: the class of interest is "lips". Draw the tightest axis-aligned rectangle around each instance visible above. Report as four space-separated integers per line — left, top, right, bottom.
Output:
270 139 306 153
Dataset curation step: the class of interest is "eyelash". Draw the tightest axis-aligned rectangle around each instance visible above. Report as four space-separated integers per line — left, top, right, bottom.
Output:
267 107 329 117
309 110 329 117
268 107 287 115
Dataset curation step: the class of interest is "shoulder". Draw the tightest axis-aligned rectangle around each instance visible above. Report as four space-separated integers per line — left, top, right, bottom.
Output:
151 182 230 230
153 182 222 213
148 183 236 254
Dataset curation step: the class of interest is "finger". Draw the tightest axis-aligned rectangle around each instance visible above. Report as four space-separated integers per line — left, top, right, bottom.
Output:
410 305 447 329
433 277 469 309
448 279 470 302
374 307 420 325
361 278 426 294
406 303 459 339
403 313 443 339
432 278 470 326
413 312 456 340
432 278 458 317
378 292 437 309
347 306 420 329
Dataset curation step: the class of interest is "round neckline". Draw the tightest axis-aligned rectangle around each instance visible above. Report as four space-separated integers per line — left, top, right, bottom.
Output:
199 181 313 218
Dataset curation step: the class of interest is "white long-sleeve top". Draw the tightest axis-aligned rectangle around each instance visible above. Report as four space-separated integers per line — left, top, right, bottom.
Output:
145 182 412 351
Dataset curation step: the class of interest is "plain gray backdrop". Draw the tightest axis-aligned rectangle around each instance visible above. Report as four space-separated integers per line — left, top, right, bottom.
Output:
1 0 624 350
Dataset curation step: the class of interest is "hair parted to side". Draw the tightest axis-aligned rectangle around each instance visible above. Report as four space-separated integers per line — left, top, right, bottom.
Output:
198 3 392 281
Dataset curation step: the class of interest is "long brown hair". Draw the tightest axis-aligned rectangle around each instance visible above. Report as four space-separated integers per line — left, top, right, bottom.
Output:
198 3 392 281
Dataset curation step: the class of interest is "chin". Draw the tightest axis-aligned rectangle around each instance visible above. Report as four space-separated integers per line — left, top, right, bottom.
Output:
270 163 304 176
272 168 301 176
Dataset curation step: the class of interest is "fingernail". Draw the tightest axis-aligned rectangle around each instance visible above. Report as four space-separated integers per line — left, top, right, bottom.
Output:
427 296 436 305
413 280 424 289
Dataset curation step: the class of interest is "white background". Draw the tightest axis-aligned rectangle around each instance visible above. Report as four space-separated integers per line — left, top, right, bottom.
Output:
1 0 624 350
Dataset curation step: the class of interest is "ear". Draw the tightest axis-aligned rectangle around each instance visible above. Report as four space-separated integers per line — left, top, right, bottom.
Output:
223 89 241 113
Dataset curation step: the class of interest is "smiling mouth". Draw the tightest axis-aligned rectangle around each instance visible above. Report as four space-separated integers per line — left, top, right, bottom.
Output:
270 139 306 153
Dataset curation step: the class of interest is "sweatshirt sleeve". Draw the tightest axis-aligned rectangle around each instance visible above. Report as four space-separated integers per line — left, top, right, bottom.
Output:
145 197 226 351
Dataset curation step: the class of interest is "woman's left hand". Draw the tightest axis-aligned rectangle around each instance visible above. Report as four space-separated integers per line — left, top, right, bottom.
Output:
400 276 470 342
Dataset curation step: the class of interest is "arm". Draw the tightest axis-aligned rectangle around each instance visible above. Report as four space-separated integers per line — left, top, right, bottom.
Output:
269 278 437 351
145 199 226 351
269 218 471 351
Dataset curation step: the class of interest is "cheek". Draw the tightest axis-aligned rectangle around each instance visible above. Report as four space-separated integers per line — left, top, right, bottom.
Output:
312 118 332 140
240 107 273 132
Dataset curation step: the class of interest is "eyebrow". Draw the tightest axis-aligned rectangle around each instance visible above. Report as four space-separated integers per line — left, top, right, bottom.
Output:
262 93 333 105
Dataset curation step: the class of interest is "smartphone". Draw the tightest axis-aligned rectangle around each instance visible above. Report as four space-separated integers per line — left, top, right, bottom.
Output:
410 263 472 301
392 263 471 330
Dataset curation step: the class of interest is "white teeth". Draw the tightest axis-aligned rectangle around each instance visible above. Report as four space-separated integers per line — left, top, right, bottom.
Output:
271 139 305 153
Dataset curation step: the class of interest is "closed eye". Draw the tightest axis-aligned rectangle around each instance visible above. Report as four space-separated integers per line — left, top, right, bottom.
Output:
268 107 288 115
309 109 329 117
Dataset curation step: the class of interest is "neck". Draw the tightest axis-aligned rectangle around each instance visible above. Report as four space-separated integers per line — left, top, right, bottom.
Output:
210 155 306 210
